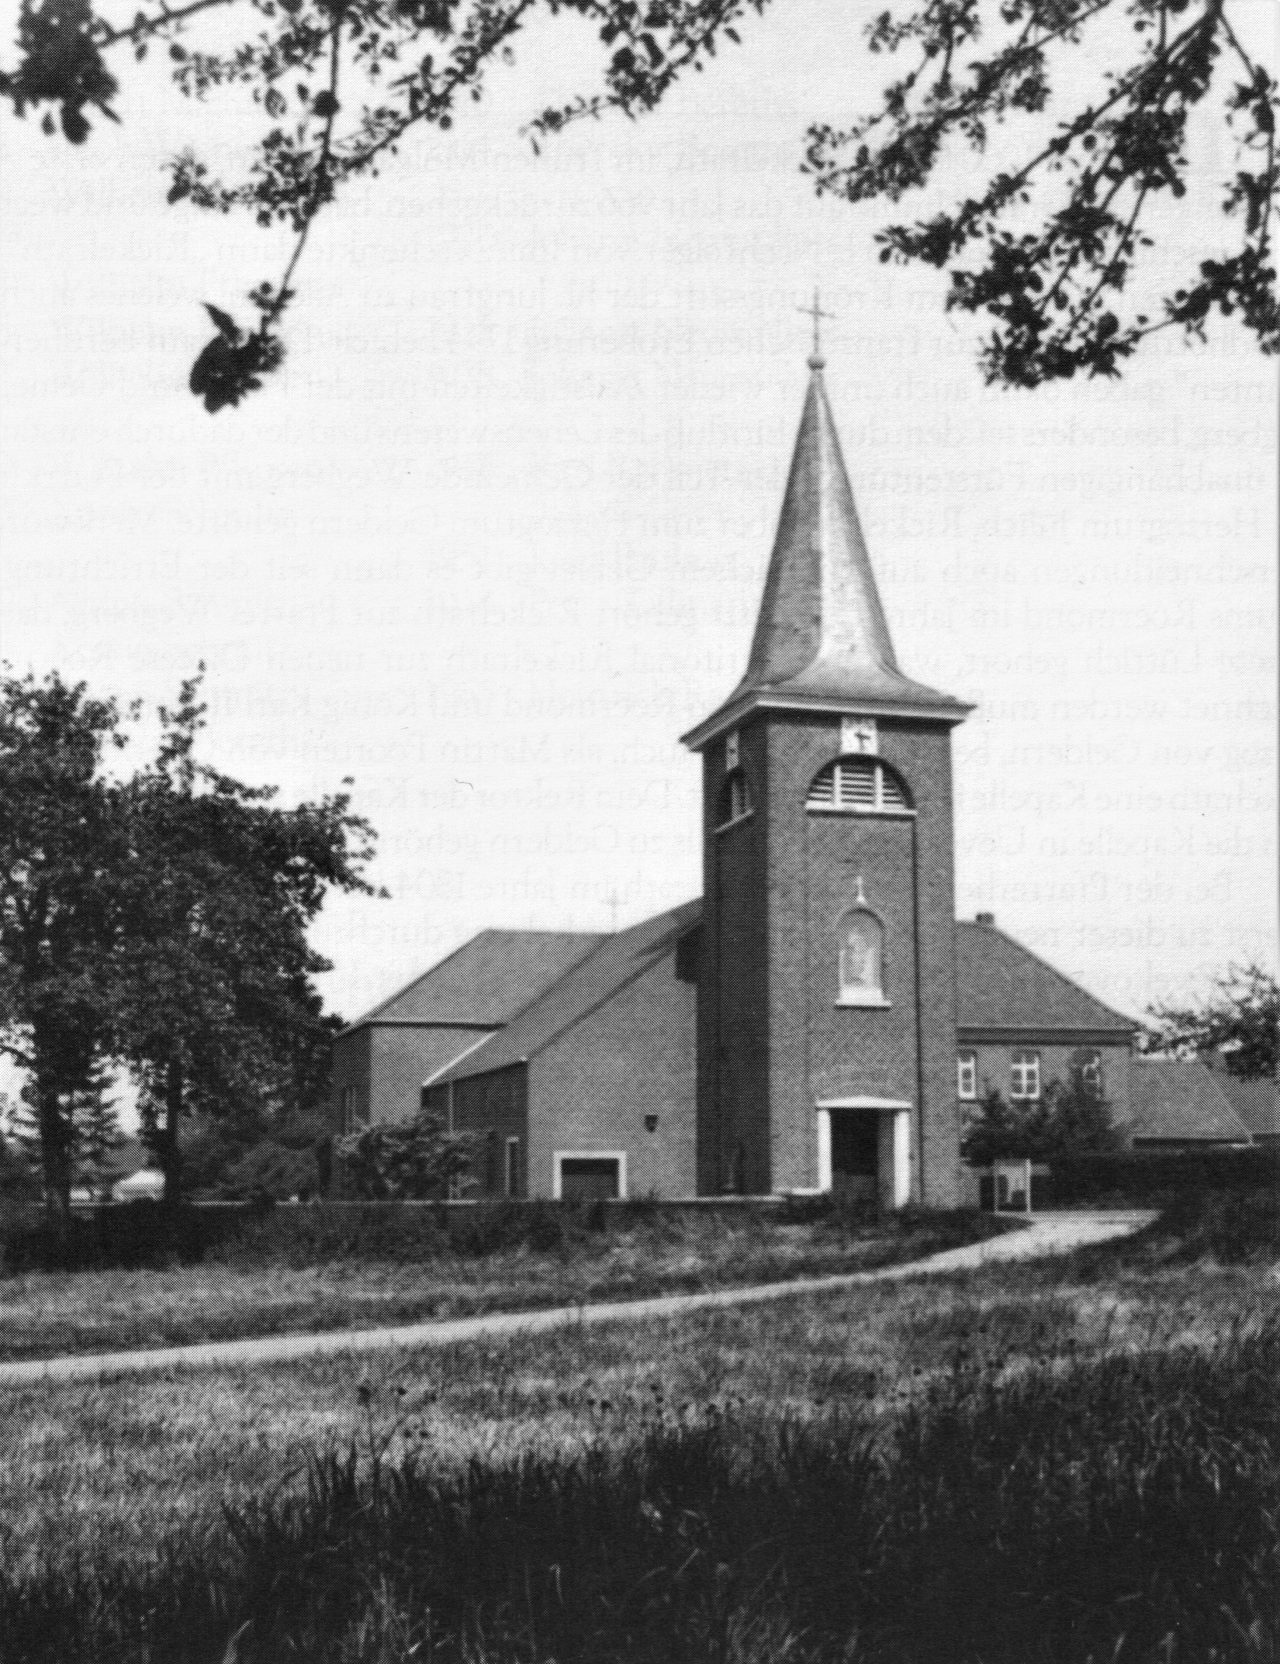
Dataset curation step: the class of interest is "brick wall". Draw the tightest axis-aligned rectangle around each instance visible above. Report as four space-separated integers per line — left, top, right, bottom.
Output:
696 709 964 1205
698 725 770 1194
448 1064 529 1196
330 1027 371 1132
767 715 963 1205
368 1026 495 1126
530 942 698 1199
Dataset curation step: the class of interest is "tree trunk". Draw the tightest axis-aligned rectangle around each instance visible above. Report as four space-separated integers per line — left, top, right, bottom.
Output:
37 1086 74 1243
160 1054 183 1212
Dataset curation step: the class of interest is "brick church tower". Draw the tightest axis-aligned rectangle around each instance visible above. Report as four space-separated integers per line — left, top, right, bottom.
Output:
682 350 972 1205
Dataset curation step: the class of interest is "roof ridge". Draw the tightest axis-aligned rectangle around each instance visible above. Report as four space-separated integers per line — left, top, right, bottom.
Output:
956 919 1136 1030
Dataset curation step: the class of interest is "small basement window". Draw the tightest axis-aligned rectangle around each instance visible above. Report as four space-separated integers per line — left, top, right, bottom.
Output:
807 756 912 815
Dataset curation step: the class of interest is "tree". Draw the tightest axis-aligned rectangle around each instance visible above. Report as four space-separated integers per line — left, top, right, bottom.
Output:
0 669 133 1234
113 670 380 1208
0 663 379 1224
1146 963 1278 1078
70 1060 125 1199
2 0 1272 403
961 1074 1122 1163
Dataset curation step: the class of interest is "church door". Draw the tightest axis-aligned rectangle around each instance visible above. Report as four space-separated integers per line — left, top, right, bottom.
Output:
830 1112 879 1207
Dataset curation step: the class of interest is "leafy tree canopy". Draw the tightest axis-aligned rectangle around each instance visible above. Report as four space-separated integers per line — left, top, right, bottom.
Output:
0 664 380 1224
1 0 1274 404
115 669 380 1204
1146 962 1278 1079
0 669 134 1223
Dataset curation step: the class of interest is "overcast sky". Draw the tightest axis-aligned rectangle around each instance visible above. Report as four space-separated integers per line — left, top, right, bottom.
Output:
1 0 1276 1042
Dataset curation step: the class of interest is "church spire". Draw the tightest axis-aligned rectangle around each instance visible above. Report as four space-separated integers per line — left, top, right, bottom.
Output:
683 356 969 750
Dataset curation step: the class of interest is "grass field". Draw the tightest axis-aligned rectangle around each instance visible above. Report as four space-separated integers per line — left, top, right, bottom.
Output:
0 1204 1010 1362
1 1193 1277 1661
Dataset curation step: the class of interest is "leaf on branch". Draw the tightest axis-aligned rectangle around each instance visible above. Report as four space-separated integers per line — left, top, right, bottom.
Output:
1 0 119 140
189 304 286 412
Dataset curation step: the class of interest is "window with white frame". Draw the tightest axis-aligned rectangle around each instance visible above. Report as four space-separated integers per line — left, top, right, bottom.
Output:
806 756 912 815
957 1051 977 1100
1010 1049 1041 1100
716 768 753 829
837 909 886 1004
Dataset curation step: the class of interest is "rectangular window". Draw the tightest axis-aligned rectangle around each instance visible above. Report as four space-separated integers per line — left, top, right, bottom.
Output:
957 1051 977 1101
340 1084 358 1132
1077 1050 1103 1099
1010 1050 1041 1100
505 1137 520 1198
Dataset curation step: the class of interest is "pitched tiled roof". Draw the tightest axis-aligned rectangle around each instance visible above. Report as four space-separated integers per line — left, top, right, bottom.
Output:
956 920 1134 1034
1126 1059 1255 1143
345 930 604 1031
1212 1072 1280 1140
436 901 701 1081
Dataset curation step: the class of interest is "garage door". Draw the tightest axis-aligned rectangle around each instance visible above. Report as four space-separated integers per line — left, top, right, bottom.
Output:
559 1157 621 1202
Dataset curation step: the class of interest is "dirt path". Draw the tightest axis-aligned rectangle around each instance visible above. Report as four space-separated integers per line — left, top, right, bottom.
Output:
0 1210 1154 1388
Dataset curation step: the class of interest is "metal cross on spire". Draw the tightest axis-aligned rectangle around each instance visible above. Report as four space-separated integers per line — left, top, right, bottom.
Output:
798 288 834 368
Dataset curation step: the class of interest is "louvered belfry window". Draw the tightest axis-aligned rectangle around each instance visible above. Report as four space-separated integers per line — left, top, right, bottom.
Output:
806 757 911 815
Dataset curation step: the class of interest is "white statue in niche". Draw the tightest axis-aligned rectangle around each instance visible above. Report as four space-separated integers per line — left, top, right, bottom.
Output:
839 911 883 1001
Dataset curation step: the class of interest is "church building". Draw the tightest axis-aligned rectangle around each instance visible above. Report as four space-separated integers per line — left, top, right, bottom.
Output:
332 350 1140 1204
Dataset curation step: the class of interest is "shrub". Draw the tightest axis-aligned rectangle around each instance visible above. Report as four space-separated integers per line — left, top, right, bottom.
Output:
336 1112 480 1201
1 1201 248 1273
1132 1187 1280 1263
218 1141 319 1202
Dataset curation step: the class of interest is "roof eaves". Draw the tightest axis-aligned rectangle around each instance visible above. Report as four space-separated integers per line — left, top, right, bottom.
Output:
682 688 971 752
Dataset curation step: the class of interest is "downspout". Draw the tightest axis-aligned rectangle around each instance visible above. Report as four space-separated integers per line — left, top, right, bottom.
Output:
910 818 927 1204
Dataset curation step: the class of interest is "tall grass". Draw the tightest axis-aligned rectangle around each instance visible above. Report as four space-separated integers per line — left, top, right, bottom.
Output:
5 1316 1277 1664
0 1205 1011 1363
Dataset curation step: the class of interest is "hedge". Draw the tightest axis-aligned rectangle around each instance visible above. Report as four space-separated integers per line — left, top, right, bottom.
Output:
1046 1144 1280 1204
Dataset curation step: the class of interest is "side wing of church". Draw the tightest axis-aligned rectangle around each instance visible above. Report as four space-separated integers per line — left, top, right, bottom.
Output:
333 353 1152 1203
